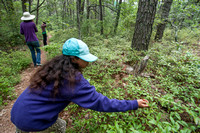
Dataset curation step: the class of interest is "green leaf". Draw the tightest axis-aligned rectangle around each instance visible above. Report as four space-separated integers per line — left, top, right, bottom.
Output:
170 116 175 125
194 117 200 125
149 119 157 125
178 121 188 127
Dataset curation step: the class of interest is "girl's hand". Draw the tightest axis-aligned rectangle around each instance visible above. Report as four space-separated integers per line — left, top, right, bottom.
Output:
137 99 149 108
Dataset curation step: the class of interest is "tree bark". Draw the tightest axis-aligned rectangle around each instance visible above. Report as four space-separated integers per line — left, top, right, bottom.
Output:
21 0 28 12
99 0 103 35
155 0 173 41
62 0 67 29
80 0 85 15
77 0 81 39
5 0 16 33
29 0 31 12
36 0 39 25
1 0 8 13
86 0 90 19
131 0 158 51
79 0 85 22
6 0 14 12
114 0 122 34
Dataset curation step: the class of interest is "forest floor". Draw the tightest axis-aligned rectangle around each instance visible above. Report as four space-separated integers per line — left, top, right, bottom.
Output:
0 36 199 133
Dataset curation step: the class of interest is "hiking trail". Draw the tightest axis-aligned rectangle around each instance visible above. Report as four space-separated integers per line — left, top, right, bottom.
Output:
0 34 52 133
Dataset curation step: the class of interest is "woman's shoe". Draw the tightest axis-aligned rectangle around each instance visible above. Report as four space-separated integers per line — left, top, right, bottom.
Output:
36 63 42 66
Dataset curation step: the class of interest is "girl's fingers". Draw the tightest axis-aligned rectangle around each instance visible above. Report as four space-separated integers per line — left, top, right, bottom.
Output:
142 99 149 103
137 99 149 108
142 103 149 107
142 100 149 107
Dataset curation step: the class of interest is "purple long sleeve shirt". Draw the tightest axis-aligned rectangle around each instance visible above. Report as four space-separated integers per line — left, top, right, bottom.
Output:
11 74 138 132
20 21 38 42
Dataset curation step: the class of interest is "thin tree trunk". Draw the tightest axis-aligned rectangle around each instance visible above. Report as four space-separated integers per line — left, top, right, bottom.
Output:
66 0 69 17
36 0 39 25
86 0 90 19
80 0 85 15
131 0 158 51
6 0 14 12
46 0 52 16
68 0 73 21
1 0 8 13
21 0 28 12
77 0 81 39
86 0 90 34
29 0 31 12
54 2 58 19
30 0 45 13
94 1 97 20
114 0 122 34
155 0 173 41
99 0 103 35
78 0 85 22
63 0 67 29
5 0 16 33
72 9 74 21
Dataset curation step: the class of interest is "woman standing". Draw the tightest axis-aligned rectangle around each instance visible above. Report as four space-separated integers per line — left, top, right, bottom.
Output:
20 12 41 66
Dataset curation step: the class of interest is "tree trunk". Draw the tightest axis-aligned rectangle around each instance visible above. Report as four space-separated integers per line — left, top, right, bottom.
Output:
21 0 28 12
1 0 8 13
155 0 173 41
77 0 81 39
5 0 17 33
54 2 58 19
131 0 158 51
114 0 122 34
29 0 31 12
66 0 69 17
72 8 75 21
86 0 90 19
79 0 85 22
62 0 67 29
6 0 14 12
86 0 90 34
36 0 39 25
80 0 85 15
99 0 103 35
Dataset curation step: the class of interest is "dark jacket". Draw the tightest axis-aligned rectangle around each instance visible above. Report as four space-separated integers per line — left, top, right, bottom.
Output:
11 74 138 132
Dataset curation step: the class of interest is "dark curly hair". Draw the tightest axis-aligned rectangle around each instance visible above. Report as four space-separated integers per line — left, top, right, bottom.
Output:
29 55 81 96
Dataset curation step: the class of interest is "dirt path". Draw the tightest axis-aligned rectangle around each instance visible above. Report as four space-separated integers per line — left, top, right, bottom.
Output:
0 35 51 133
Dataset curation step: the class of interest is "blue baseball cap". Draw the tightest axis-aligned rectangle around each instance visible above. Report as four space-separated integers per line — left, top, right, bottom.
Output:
62 38 98 62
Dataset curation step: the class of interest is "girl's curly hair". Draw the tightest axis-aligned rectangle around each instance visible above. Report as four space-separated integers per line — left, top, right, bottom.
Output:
29 55 80 96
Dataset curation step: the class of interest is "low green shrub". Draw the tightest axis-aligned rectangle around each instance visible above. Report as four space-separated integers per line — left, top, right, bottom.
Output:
0 50 31 106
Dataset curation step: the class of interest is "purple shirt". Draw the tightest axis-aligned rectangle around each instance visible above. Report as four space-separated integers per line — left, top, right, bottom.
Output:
11 74 138 132
20 21 38 42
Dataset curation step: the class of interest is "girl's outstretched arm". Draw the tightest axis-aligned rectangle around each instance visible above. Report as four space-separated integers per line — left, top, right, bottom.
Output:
70 74 139 112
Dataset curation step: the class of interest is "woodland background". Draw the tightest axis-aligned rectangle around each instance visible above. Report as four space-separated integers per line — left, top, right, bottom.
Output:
0 0 200 132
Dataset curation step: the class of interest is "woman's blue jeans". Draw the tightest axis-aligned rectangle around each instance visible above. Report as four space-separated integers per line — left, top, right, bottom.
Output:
26 41 41 66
